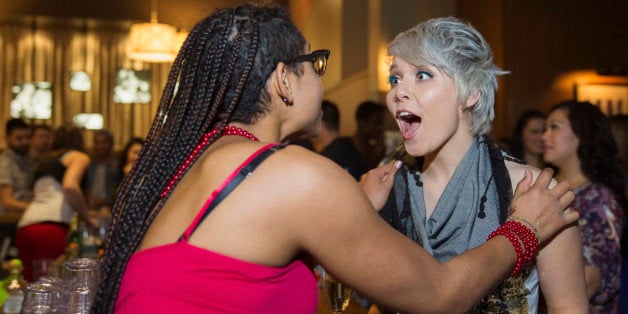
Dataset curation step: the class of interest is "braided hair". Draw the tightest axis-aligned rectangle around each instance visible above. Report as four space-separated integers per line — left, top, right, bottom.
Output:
92 3 306 312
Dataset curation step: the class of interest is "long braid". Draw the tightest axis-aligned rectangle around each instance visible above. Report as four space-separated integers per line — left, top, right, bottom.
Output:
92 6 271 313
93 4 305 312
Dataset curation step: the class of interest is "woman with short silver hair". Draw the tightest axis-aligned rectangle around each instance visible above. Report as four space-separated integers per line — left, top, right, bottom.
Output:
380 17 588 312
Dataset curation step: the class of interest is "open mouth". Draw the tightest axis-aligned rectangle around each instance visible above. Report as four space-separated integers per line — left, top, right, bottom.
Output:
396 111 421 138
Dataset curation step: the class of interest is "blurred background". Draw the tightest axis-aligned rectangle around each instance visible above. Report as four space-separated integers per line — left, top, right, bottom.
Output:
0 0 626 148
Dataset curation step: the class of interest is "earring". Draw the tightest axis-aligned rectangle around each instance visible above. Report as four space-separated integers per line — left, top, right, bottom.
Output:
282 96 293 106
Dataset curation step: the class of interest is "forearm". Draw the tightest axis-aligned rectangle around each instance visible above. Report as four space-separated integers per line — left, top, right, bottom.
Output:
65 187 95 227
538 224 588 312
0 198 29 212
374 235 517 313
433 235 517 311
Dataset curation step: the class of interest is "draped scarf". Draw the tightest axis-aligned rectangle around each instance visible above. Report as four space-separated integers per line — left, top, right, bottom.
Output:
383 136 539 313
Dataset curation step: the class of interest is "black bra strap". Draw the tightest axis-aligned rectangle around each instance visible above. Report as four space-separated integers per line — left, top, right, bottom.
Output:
179 143 285 240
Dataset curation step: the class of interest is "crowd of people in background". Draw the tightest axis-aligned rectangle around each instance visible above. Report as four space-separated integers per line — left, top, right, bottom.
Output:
0 118 144 280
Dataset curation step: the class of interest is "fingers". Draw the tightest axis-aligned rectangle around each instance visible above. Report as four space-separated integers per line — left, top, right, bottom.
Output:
529 167 554 190
379 160 402 182
558 189 575 211
359 160 402 211
361 160 402 183
562 206 580 225
513 169 533 197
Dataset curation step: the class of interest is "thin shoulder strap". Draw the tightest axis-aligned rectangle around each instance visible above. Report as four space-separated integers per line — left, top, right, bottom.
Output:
179 143 286 241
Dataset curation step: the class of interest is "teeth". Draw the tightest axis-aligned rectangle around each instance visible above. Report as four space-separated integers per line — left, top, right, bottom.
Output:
398 111 411 117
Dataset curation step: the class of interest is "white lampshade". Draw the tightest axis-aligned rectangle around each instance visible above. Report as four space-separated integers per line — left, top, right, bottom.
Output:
127 13 177 63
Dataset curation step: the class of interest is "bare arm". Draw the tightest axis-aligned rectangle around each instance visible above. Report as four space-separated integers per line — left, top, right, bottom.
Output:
282 153 577 313
173 145 577 313
537 223 588 313
0 185 29 212
61 151 97 228
503 164 589 312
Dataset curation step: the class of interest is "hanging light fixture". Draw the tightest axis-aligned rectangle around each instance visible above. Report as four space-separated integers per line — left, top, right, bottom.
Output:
127 0 177 63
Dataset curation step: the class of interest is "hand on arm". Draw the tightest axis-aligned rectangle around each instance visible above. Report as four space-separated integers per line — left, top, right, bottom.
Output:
358 160 402 210
508 166 589 313
508 168 578 243
288 155 578 312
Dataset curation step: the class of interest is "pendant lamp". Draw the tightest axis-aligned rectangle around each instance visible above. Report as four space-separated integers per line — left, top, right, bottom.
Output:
127 2 177 63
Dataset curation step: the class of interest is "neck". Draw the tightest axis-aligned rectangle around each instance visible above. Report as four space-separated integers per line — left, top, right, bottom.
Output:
523 151 543 168
555 164 589 189
422 132 475 180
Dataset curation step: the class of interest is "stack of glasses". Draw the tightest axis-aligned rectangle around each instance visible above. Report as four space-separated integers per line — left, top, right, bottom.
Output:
21 257 101 313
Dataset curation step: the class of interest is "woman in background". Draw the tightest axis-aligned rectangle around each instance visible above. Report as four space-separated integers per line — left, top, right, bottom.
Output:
510 110 546 168
543 100 625 313
119 137 145 178
16 126 97 281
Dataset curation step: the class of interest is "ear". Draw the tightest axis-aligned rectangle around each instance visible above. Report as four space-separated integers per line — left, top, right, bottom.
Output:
464 88 481 109
270 62 294 105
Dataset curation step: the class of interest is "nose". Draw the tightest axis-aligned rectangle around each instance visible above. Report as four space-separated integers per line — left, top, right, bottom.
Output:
541 129 550 142
392 85 410 104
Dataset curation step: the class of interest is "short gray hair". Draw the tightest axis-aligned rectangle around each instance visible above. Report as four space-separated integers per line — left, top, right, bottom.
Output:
388 17 508 135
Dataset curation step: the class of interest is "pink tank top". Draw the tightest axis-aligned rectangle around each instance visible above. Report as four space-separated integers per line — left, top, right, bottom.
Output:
115 144 317 313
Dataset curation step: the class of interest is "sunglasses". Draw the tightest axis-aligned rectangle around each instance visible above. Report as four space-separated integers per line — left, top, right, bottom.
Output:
284 49 330 76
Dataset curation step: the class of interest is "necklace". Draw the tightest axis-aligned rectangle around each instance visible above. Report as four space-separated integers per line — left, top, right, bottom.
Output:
160 125 259 198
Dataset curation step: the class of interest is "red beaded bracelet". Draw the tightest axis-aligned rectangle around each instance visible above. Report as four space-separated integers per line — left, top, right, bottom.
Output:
509 216 541 243
487 220 541 276
487 228 525 276
505 220 539 262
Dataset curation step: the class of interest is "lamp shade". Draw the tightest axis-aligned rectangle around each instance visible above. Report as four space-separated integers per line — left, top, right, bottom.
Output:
127 21 177 63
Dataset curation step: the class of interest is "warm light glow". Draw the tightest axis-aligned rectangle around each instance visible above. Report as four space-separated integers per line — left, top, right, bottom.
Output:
175 30 188 54
127 20 177 63
70 71 92 91
377 43 392 92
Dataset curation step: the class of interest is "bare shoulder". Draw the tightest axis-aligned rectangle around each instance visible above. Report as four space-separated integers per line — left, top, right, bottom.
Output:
266 144 359 192
61 150 90 167
505 160 557 188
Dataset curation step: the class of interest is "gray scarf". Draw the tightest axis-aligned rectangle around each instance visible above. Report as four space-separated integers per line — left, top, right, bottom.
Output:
399 136 500 261
385 136 538 313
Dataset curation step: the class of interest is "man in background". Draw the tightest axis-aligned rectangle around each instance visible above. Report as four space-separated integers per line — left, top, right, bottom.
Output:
311 100 371 180
85 129 121 209
352 100 387 170
29 124 52 163
0 118 32 213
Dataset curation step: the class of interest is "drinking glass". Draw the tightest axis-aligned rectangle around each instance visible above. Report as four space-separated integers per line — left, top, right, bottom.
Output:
324 272 352 314
21 282 62 313
64 258 101 290
64 284 92 314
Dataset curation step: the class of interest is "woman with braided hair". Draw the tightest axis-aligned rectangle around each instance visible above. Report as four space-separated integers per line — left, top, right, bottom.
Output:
93 4 578 313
